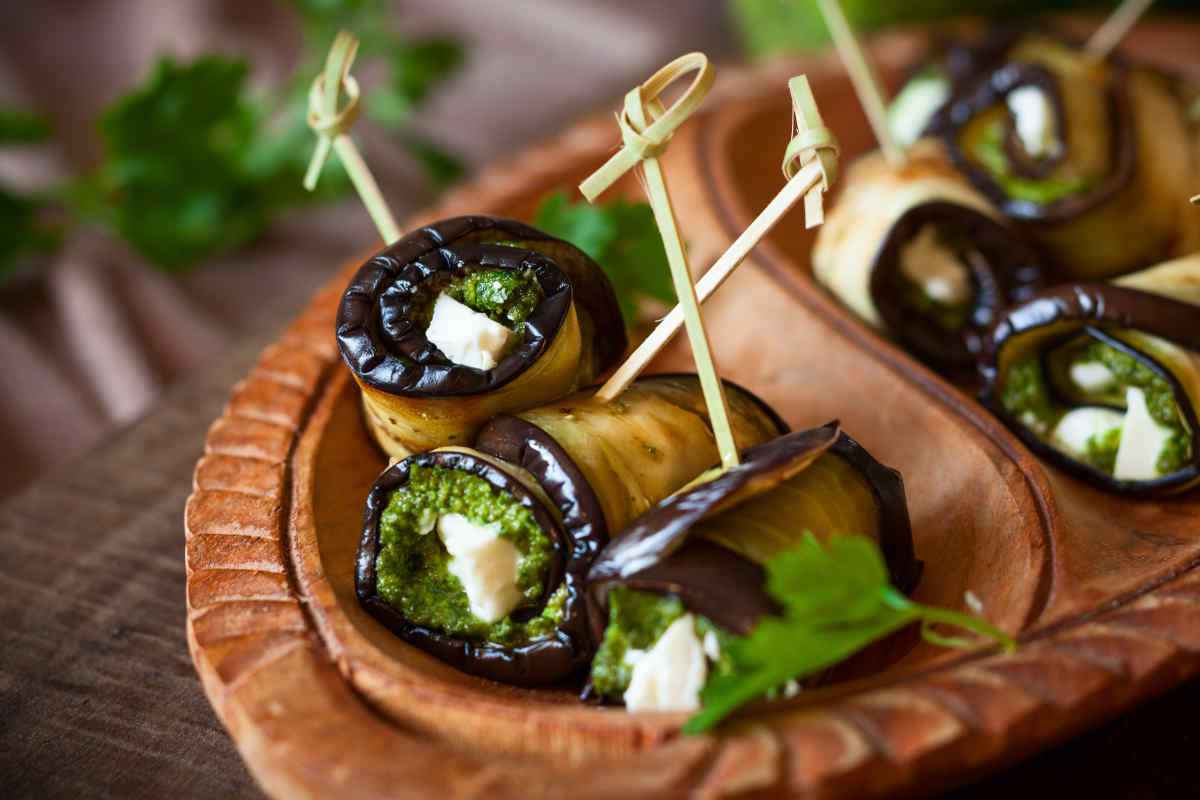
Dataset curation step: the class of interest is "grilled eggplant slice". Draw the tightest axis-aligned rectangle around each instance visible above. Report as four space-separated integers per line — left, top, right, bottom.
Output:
583 423 918 709
931 31 1200 279
981 254 1200 495
336 216 627 457
814 140 1044 377
356 375 786 686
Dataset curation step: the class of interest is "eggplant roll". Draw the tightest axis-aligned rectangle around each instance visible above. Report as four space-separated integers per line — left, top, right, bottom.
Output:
356 375 787 685
584 422 919 711
930 31 1200 279
813 140 1043 375
980 254 1200 495
336 216 627 458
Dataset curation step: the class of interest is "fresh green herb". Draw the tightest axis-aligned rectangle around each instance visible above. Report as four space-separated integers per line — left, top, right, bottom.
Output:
368 37 464 123
534 191 674 323
684 533 1015 734
0 109 51 144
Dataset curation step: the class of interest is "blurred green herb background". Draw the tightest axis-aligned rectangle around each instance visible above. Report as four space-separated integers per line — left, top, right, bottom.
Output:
0 0 463 281
3 0 1195 286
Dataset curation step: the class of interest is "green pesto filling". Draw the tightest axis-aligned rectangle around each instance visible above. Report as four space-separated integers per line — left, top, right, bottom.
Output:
590 587 733 699
445 267 542 328
1000 341 1192 476
375 464 561 645
971 118 1093 205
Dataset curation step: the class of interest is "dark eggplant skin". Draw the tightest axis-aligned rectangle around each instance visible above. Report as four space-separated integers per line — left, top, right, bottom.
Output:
356 448 578 686
980 284 1200 496
473 374 789 673
869 200 1045 376
585 422 921 646
336 215 626 397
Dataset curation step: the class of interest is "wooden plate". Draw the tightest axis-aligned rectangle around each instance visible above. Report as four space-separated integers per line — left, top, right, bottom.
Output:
185 22 1200 798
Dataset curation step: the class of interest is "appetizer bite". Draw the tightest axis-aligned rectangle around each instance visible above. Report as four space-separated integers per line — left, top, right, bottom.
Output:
355 375 787 685
981 254 1200 495
922 29 1199 279
814 139 1043 376
584 422 920 712
336 216 627 457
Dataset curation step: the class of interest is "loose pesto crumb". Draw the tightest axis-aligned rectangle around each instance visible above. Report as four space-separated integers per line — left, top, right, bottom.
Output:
590 588 733 699
971 117 1093 205
446 267 542 327
376 465 559 645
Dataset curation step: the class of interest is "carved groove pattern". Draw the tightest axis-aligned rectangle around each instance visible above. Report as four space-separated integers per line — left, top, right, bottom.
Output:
186 30 1200 798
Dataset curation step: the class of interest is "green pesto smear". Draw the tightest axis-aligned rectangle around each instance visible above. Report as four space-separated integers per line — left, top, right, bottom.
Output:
590 587 734 699
970 117 1092 205
1000 339 1192 476
445 267 542 328
375 464 563 645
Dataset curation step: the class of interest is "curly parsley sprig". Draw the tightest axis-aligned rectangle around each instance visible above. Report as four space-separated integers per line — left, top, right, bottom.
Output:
684 533 1015 734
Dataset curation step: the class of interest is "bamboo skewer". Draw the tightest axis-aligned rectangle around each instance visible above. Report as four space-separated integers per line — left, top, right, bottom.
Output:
580 53 742 468
598 76 838 403
1087 0 1155 61
304 31 401 245
815 0 904 168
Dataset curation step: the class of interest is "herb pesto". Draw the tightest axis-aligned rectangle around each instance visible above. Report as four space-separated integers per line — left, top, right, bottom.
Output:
1000 339 1192 476
446 267 542 328
590 587 733 699
375 464 560 644
971 117 1092 205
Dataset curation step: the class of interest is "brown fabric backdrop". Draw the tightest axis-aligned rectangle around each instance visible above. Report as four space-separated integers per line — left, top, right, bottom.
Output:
0 0 733 501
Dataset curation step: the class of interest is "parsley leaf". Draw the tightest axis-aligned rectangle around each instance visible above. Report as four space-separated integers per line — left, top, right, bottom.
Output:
0 187 59 283
534 191 674 324
683 533 1015 734
0 109 51 144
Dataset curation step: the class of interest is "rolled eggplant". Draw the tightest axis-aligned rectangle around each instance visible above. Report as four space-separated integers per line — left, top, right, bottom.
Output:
355 375 787 685
336 216 627 457
980 254 1200 495
813 139 1044 376
584 422 919 711
930 31 1200 279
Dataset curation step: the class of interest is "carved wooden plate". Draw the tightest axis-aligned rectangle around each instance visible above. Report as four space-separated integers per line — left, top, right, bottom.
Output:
186 22 1200 798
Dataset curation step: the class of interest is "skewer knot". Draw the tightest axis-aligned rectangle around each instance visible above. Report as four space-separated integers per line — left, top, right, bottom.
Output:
579 52 715 202
782 75 840 226
304 31 362 190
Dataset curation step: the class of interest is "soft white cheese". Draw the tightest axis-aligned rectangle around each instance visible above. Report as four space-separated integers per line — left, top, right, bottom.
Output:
1114 387 1174 481
623 615 708 713
1069 361 1117 394
702 630 721 662
899 225 972 305
1052 406 1124 458
1007 86 1061 159
425 293 512 371
437 513 522 623
887 75 950 148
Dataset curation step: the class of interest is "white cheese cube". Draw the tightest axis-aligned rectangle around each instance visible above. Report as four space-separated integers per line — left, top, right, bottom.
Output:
624 615 707 713
1007 86 1061 159
437 513 522 623
1052 406 1124 458
1069 361 1117 394
899 225 971 306
426 293 512 371
1114 387 1175 481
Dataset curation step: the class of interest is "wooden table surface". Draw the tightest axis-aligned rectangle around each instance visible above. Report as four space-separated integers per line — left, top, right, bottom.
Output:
3 323 1200 799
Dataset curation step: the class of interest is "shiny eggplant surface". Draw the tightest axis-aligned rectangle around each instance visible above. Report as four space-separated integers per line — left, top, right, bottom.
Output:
814 140 1043 377
584 422 918 705
336 216 626 457
356 375 786 686
930 31 1200 279
981 256 1200 495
